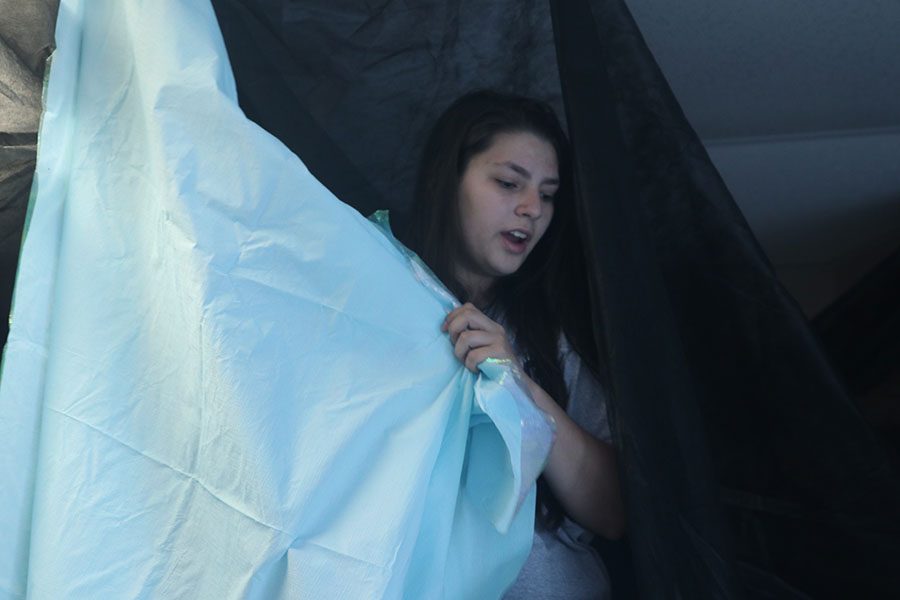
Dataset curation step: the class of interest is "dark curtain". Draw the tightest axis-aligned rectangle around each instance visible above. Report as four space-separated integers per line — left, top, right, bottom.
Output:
210 0 900 597
814 244 900 398
0 0 59 350
550 2 900 598
813 244 900 472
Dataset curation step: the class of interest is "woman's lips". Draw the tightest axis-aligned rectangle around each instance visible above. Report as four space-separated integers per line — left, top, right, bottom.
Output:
501 231 528 254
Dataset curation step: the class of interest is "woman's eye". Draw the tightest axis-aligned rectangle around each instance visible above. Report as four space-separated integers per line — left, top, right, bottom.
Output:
540 192 555 202
496 179 516 190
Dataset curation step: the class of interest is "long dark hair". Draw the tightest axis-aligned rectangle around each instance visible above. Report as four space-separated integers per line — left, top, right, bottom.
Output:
399 90 601 530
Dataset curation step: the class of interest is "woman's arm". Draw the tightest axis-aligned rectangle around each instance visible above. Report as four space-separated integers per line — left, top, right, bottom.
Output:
442 303 625 540
520 374 625 539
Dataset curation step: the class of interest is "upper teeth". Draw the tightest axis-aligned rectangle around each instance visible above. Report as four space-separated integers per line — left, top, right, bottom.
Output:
510 231 527 240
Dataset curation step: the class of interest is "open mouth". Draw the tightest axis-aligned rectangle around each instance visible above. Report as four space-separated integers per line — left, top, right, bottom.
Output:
501 230 531 252
504 229 531 242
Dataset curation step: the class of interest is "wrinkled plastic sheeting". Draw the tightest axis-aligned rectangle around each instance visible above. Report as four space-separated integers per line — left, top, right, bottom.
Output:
0 1 553 598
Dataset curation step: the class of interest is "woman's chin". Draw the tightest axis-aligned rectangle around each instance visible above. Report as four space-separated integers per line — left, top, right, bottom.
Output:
490 257 527 277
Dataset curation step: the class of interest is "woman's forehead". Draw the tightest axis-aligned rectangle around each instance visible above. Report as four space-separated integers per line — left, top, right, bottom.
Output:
476 132 558 179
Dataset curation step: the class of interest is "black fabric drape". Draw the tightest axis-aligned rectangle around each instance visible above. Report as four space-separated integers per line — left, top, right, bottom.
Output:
0 0 59 351
814 244 900 397
552 2 900 597
813 244 900 473
551 1 900 597
551 1 741 596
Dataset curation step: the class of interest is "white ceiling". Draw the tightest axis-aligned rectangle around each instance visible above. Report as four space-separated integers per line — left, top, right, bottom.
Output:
625 0 900 311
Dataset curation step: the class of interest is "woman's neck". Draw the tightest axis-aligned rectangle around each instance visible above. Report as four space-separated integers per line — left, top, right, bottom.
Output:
468 289 494 310
456 269 496 309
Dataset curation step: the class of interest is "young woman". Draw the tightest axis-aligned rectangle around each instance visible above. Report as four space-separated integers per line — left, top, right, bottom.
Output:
399 91 625 598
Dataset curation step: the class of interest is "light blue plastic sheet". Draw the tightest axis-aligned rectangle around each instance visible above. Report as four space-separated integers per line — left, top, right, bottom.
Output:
0 1 554 598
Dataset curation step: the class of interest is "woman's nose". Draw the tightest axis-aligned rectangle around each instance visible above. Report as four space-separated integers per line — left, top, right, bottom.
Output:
515 188 542 218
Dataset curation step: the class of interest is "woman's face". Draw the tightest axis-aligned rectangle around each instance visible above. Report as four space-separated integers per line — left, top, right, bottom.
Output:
454 131 559 296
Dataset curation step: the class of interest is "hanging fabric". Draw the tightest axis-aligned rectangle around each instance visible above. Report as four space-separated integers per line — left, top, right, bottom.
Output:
551 2 900 597
0 2 554 598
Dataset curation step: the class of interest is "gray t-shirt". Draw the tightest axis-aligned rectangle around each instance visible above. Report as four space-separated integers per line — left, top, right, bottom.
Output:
502 333 613 600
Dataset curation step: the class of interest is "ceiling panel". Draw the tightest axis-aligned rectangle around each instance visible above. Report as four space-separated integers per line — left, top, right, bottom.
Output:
625 0 900 139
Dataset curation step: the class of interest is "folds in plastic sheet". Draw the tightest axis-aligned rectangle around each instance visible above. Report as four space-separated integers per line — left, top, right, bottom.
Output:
0 1 553 598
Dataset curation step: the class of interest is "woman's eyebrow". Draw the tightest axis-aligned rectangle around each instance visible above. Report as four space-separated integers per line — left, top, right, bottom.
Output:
492 161 559 185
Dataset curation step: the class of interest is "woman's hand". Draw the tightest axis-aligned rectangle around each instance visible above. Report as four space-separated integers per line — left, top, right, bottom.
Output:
442 303 625 540
441 303 522 373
